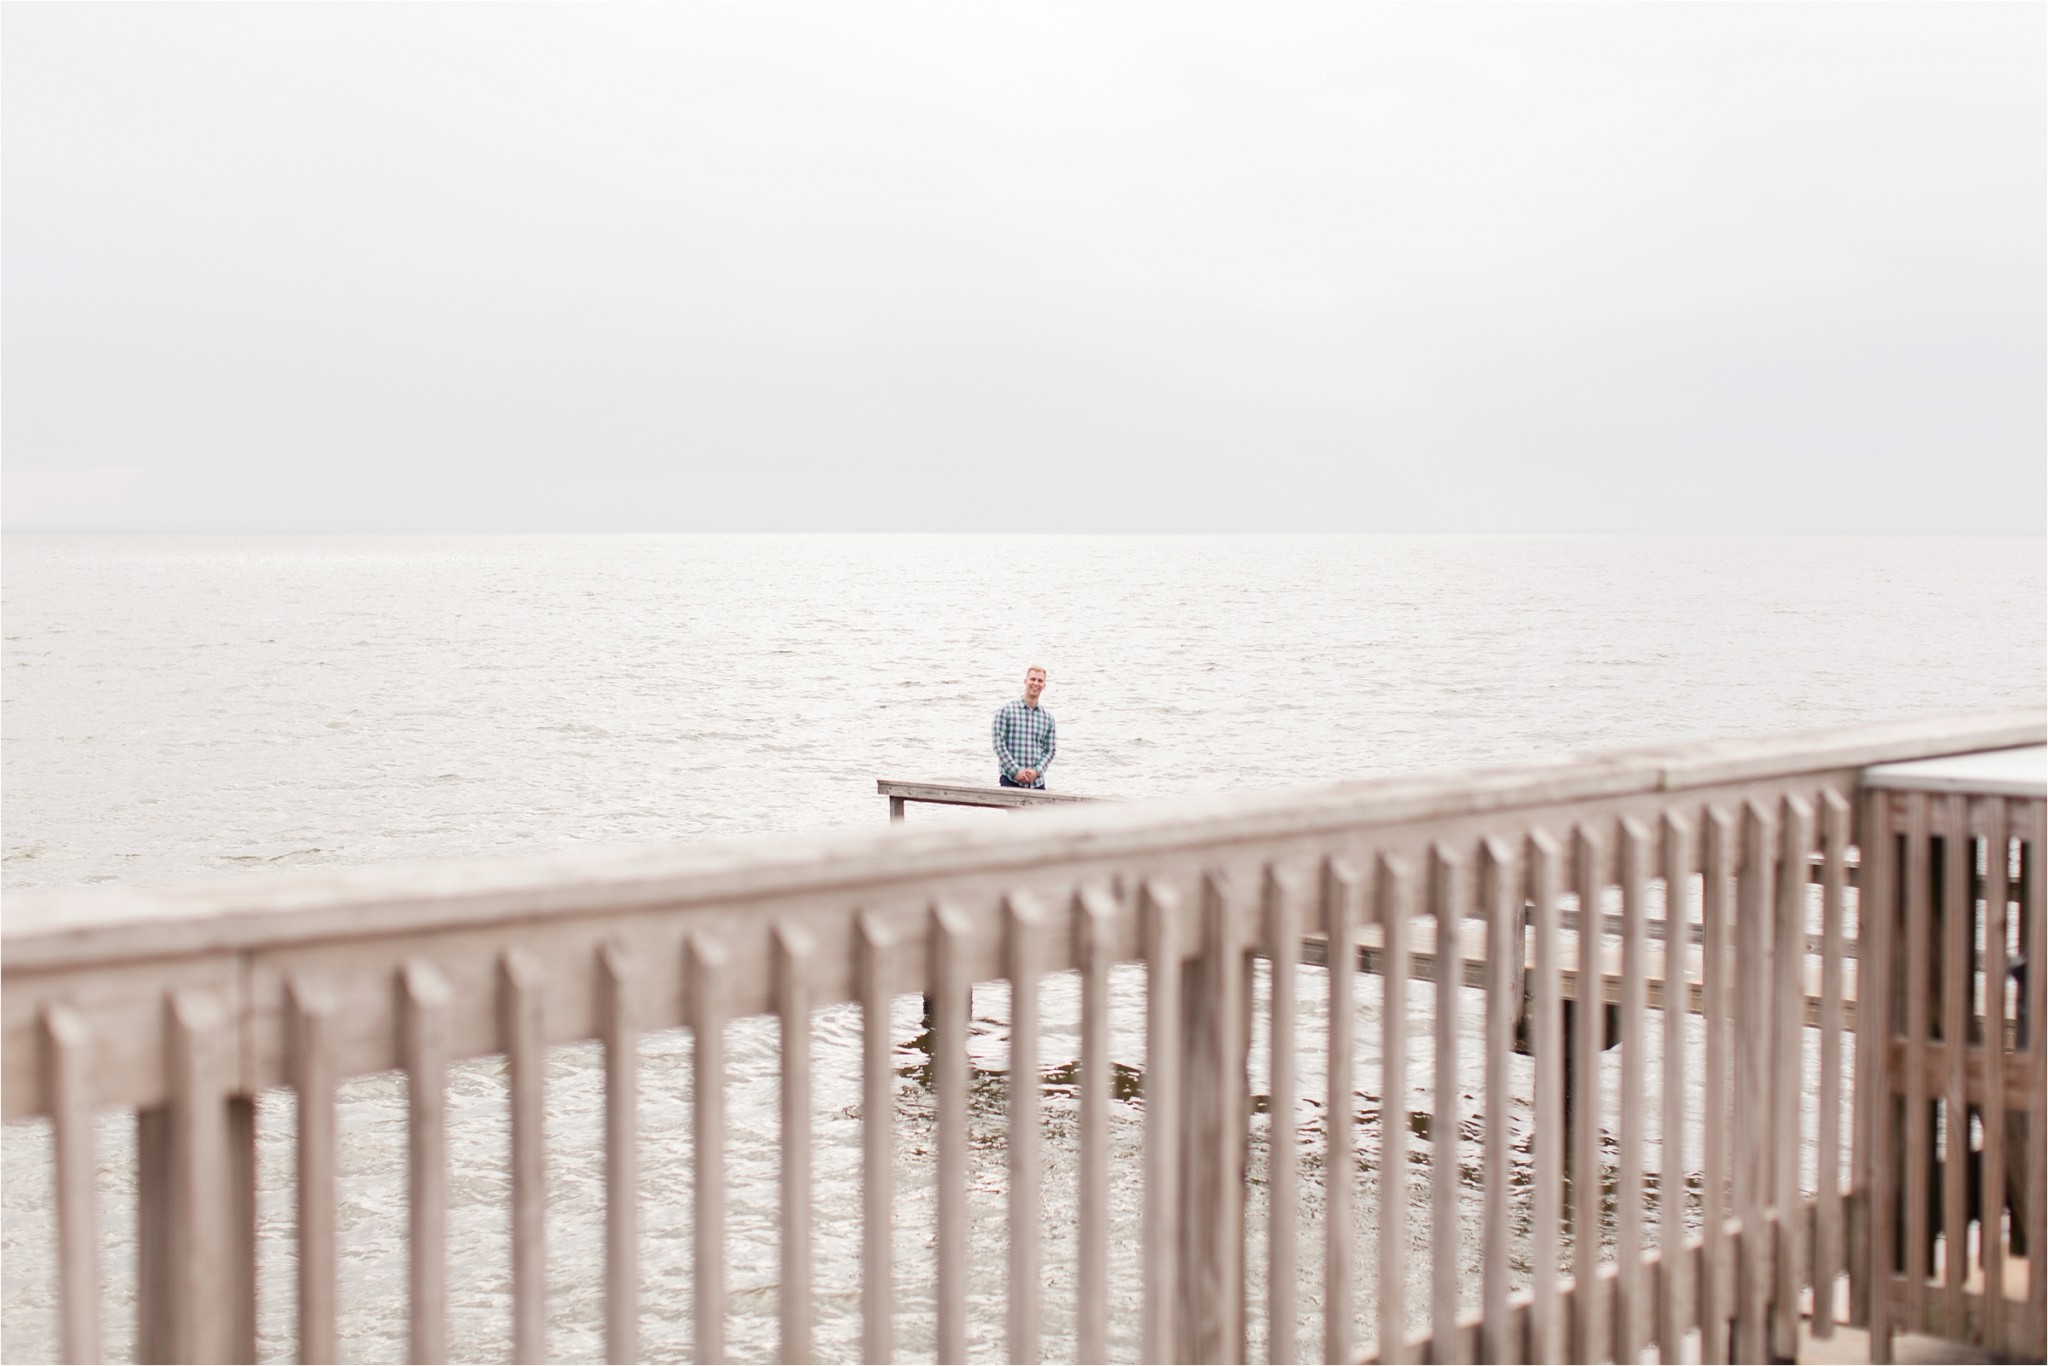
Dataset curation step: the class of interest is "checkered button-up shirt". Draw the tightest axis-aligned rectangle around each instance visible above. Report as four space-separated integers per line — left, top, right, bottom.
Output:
992 698 1056 787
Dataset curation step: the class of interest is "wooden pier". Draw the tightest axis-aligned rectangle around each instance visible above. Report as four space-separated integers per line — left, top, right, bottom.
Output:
877 776 1096 820
1 718 2038 1365
882 777 1861 1029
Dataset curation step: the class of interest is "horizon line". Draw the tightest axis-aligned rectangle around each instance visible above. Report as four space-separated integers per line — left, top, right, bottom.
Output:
6 527 2045 539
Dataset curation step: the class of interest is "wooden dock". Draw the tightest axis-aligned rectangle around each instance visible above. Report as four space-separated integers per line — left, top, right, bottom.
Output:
7 721 2032 1366
883 777 1858 1031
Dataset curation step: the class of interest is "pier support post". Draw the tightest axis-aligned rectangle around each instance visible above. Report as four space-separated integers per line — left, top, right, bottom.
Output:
920 988 970 1043
1552 995 1618 1168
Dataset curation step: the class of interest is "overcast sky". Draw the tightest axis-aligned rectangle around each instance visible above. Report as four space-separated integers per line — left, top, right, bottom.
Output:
4 3 2042 533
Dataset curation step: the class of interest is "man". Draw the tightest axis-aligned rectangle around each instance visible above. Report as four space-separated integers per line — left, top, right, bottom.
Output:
993 665 1056 789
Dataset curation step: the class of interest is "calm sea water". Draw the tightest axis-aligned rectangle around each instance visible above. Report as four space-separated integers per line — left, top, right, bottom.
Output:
3 533 2042 1361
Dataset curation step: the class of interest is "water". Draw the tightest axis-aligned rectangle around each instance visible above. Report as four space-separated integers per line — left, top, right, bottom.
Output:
4 533 2042 1361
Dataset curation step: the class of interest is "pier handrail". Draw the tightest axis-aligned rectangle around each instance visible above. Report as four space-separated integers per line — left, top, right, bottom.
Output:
12 710 2035 985
4 706 2043 1363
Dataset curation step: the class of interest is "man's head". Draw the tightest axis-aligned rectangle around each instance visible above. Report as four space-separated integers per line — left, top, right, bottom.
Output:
1023 666 1047 705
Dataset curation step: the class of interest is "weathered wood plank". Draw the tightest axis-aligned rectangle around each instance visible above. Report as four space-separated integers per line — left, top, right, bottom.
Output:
1526 831 1565 1365
502 948 548 1366
1972 797 2007 1357
1479 838 1516 1364
1262 867 1300 1366
1327 860 1359 1366
1569 823 1607 1366
876 778 1098 809
1901 793 1932 1332
1615 819 1650 1357
2022 801 2046 1354
932 905 971 1365
289 978 339 1366
167 989 236 1365
1304 911 1859 1030
1657 813 1692 1357
599 942 641 1366
43 1007 100 1366
1141 880 1183 1366
1772 796 1813 1360
688 933 729 1365
1078 886 1117 1366
1734 801 1772 1364
1813 791 1849 1340
1699 805 1734 1363
1939 795 1971 1340
1006 893 1044 1365
771 927 812 1365
1879 1041 2034 1109
1860 788 1899 1363
1430 844 1466 1362
401 961 451 1366
1180 870 1248 1362
1372 855 1406 1366
855 915 890 1364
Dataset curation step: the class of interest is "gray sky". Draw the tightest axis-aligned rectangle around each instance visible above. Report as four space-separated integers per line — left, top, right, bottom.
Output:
4 3 2042 533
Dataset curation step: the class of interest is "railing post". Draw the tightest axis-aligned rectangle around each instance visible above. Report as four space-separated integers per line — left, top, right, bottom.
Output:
1177 871 1249 1364
291 977 340 1366
1141 882 1183 1365
854 917 891 1364
1857 786 1899 1362
501 949 548 1365
164 988 240 1364
44 1006 101 1366
598 945 641 1366
1771 798 1814 1361
1845 794 1883 1339
1261 868 1300 1366
1006 894 1046 1365
401 961 452 1365
1733 801 1774 1363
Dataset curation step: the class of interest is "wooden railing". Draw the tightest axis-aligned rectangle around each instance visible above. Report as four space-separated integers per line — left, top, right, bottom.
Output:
4 710 2043 1363
1858 752 2045 1361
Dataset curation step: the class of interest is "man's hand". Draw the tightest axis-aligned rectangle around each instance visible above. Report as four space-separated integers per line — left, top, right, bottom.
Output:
1017 769 1038 784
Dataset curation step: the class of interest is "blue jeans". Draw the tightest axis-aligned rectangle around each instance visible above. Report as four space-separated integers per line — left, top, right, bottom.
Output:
999 774 1044 790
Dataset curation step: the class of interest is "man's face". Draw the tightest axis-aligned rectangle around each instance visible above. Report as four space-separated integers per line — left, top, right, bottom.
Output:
1024 669 1047 702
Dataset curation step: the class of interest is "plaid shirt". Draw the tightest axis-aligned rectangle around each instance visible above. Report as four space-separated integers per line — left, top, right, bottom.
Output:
992 698 1056 786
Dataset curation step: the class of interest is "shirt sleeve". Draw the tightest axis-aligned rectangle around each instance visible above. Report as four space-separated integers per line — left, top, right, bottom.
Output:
1040 712 1056 773
993 707 1021 779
